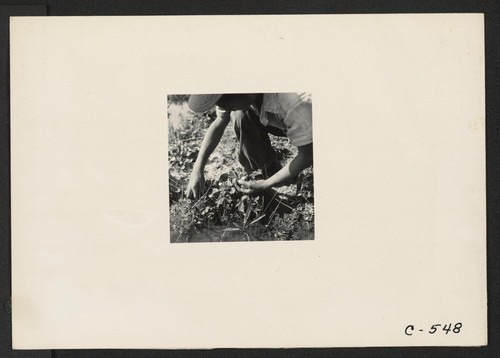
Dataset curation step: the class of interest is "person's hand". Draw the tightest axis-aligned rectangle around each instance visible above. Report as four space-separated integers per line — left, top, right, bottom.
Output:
236 179 269 195
185 170 205 199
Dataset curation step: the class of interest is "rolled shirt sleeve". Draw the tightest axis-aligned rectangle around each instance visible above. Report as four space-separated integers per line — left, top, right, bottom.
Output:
278 93 313 147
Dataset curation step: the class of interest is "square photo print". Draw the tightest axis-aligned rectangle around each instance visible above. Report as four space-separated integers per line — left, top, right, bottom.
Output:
167 93 314 243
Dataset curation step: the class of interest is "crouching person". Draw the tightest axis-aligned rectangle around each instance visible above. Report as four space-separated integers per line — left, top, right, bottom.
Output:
185 93 312 199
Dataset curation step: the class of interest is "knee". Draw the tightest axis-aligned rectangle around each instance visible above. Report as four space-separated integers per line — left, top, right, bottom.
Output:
231 110 259 133
231 110 248 133
230 110 245 124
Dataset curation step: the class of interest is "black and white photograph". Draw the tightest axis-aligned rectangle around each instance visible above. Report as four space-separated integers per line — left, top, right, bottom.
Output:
8 13 488 350
168 93 314 243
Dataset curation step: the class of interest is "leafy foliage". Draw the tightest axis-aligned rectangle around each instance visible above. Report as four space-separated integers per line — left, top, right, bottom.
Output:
168 101 314 242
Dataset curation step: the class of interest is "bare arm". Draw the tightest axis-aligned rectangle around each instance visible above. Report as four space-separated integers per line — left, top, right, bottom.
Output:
237 143 313 194
265 143 313 187
194 114 230 170
185 113 231 199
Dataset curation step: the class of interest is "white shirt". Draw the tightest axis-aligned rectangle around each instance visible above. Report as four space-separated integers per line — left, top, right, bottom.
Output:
215 93 313 147
260 93 313 147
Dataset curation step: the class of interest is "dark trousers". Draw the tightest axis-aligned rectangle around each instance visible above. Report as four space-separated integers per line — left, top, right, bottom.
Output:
230 109 286 178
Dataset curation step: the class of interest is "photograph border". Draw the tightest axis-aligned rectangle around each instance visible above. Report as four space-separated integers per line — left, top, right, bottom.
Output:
1 1 499 357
